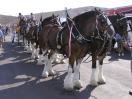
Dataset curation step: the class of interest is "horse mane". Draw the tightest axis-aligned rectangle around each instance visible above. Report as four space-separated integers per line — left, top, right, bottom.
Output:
72 11 97 33
108 14 126 34
19 17 27 26
41 16 53 27
73 11 96 22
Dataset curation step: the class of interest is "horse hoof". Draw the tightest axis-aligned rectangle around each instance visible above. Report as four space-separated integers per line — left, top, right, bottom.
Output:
106 52 111 55
49 69 56 76
37 59 44 65
74 80 83 90
98 75 106 85
129 91 132 95
37 62 43 65
31 56 35 60
90 81 98 86
64 85 74 91
36 55 39 59
42 71 49 78
64 74 74 91
98 81 106 85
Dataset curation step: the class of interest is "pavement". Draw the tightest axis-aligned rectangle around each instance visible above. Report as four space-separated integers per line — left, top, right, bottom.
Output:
0 35 132 99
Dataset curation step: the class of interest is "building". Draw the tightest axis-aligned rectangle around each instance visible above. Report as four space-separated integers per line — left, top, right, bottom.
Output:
105 5 132 16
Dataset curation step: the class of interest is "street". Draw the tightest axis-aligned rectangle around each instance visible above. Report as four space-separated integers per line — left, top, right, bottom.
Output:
0 35 132 99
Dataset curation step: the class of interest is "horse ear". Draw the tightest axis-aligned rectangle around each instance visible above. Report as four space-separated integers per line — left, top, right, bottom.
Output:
52 13 55 17
94 7 100 15
94 7 98 11
56 14 59 17
65 7 70 18
40 16 43 22
99 8 101 11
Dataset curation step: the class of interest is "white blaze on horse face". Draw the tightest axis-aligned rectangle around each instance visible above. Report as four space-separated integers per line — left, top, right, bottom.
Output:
106 16 115 36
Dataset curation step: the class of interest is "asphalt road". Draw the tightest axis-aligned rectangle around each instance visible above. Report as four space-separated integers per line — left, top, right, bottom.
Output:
0 35 132 99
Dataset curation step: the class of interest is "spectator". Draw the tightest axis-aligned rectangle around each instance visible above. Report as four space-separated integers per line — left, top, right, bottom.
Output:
0 25 4 48
1 25 6 41
11 24 16 45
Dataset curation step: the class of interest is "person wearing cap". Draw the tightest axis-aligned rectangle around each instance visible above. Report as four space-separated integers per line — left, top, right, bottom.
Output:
29 13 36 26
18 13 23 20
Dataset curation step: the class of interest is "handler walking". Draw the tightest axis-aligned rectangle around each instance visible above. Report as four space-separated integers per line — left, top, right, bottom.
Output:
0 25 4 48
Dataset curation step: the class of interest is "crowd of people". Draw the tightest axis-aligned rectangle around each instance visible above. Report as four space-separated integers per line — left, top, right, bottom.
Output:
0 12 36 48
0 24 9 48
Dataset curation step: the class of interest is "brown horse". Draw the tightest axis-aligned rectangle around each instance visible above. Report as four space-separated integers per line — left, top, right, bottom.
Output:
27 24 41 59
39 9 115 91
37 14 62 65
38 14 61 53
18 16 28 45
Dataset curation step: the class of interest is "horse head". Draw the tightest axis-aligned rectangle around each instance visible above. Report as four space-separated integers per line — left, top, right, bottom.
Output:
94 8 115 38
19 16 27 27
41 14 61 28
116 13 128 37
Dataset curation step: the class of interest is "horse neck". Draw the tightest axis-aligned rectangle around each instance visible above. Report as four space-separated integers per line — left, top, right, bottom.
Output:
73 15 96 35
109 16 123 34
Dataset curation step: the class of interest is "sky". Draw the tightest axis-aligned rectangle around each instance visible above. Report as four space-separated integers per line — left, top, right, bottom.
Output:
0 0 132 16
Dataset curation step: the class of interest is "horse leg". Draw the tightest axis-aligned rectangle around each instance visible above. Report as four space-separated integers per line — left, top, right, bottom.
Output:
34 47 39 59
48 51 56 76
22 34 24 45
64 56 75 91
73 58 83 89
24 39 28 51
17 32 20 45
17 32 20 46
41 51 56 77
26 41 32 53
34 41 40 59
98 55 106 84
41 54 49 78
37 49 47 65
121 42 124 56
90 53 98 86
31 43 36 59
118 42 121 56
37 54 44 65
107 39 112 54
0 39 2 48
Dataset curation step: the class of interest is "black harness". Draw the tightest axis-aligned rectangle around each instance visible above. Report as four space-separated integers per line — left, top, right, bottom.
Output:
56 15 111 52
